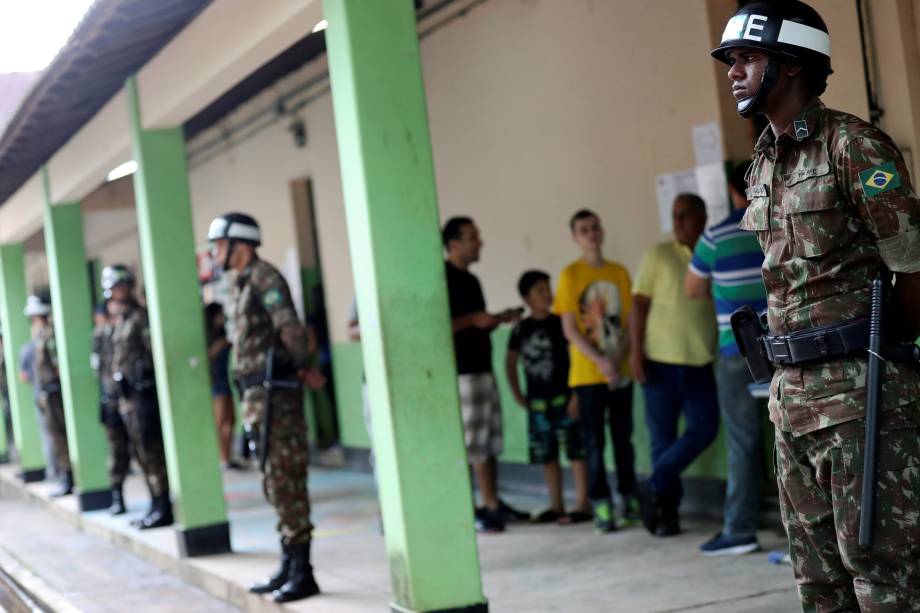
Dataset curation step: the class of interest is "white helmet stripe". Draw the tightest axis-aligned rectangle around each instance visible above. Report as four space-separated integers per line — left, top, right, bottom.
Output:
777 19 831 58
227 223 261 242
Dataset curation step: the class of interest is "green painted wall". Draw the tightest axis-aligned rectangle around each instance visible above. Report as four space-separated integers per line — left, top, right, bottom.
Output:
334 328 773 480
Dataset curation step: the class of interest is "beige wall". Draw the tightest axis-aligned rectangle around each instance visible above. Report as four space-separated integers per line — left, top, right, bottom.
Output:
176 0 912 345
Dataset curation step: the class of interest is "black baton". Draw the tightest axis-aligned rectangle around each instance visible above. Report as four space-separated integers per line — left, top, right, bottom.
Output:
859 274 885 548
259 348 276 473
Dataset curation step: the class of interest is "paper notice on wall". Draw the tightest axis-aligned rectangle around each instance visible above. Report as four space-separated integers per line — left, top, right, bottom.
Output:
655 169 699 234
282 247 306 323
692 121 724 167
695 162 730 225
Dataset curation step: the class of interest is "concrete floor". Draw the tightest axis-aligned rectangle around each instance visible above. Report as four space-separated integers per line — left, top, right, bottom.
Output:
0 462 801 612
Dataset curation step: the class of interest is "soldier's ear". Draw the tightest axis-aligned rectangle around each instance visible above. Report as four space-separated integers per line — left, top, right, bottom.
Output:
785 63 804 78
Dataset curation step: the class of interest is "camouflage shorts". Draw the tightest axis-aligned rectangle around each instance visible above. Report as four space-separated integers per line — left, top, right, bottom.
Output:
776 406 920 612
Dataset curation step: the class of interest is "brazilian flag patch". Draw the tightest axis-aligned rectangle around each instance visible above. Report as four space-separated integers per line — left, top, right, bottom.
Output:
262 288 283 309
858 162 901 197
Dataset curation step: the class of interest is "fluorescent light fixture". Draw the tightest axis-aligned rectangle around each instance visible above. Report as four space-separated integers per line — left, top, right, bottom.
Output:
106 160 137 182
312 19 327 33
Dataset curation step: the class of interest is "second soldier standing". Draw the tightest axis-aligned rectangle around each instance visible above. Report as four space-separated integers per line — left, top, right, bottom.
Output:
208 212 324 604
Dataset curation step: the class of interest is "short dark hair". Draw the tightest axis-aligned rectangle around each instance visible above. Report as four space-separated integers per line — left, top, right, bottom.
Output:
675 193 707 218
442 216 474 248
518 270 550 298
569 209 599 233
729 161 752 196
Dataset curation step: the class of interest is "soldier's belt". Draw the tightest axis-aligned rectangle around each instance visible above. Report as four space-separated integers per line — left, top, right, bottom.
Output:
762 318 869 366
236 374 300 393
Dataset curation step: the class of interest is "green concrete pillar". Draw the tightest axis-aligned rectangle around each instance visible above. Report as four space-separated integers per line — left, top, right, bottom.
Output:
125 77 230 557
41 168 112 510
324 2 487 612
0 244 45 481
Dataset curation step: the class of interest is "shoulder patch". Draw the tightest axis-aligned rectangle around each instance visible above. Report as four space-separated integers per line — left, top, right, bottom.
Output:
262 288 283 309
858 162 901 198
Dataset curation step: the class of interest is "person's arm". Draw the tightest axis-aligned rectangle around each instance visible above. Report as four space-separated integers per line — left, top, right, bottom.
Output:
505 349 527 408
894 272 920 341
684 270 712 300
560 312 617 384
452 311 498 333
628 294 651 384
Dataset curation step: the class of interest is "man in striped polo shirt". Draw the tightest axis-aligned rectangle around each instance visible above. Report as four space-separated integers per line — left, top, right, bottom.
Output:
685 162 768 556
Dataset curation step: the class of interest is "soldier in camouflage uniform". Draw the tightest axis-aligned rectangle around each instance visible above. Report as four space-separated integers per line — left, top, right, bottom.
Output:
713 2 920 610
0 326 12 458
91 302 131 515
208 212 324 603
25 294 73 497
104 265 173 529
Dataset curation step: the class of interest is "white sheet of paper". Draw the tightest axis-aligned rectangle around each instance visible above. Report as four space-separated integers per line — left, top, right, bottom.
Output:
692 121 724 167
695 162 731 226
655 169 699 234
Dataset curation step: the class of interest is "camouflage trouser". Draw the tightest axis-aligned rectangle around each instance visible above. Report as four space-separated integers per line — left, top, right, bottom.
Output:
105 409 131 487
776 409 920 612
119 397 169 498
38 391 71 473
242 386 312 546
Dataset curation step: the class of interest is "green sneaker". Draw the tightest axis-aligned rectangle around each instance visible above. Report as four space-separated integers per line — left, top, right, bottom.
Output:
593 501 618 534
620 496 641 527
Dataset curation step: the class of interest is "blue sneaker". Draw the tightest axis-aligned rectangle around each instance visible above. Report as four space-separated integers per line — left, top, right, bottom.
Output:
700 532 760 556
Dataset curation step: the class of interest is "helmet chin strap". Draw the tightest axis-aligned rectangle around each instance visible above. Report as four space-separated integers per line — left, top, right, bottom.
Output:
223 239 237 271
737 60 781 118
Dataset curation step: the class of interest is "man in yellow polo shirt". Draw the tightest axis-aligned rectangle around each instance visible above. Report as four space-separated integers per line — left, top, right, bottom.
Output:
554 209 638 533
629 193 719 538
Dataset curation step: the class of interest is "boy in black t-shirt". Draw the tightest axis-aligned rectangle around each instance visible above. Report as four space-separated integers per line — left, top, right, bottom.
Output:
506 271 590 523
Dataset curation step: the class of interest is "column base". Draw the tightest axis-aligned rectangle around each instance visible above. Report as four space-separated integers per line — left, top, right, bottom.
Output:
176 521 232 558
77 488 112 512
19 468 45 483
391 603 488 613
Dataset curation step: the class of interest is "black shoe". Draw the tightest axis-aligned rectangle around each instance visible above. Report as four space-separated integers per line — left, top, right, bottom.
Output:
250 542 291 594
272 543 320 603
655 515 681 537
474 508 506 534
139 495 173 529
636 482 661 535
50 471 73 497
496 499 529 523
109 486 127 515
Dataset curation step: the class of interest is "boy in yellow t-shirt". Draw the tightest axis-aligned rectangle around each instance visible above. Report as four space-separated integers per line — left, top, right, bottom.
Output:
553 209 638 533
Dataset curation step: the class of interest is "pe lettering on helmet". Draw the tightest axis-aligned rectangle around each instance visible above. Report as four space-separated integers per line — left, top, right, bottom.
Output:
793 120 809 140
858 162 901 198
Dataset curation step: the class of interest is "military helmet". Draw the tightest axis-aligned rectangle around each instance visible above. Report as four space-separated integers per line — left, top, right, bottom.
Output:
711 1 832 117
207 212 261 247
711 1 831 66
23 294 51 317
101 264 135 299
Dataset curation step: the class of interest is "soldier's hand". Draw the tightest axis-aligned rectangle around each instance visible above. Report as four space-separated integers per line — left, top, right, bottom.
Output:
300 367 326 390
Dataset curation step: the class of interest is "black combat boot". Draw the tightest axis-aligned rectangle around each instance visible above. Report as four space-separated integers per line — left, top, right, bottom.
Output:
109 486 127 515
272 542 320 603
130 496 156 528
50 471 73 497
250 541 291 594
138 494 173 529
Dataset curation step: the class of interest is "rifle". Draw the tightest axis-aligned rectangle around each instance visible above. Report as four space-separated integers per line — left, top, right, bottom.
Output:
259 347 300 473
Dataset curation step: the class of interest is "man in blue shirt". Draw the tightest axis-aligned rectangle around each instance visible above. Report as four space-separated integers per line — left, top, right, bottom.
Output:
685 162 768 556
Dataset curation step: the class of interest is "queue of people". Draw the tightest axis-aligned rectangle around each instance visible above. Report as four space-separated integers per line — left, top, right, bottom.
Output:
440 195 767 553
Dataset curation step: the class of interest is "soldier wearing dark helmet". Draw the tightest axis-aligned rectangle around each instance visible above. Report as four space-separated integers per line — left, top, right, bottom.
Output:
207 212 325 604
103 264 173 530
712 1 920 609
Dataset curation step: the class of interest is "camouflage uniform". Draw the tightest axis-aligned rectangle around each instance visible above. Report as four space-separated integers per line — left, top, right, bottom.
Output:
32 322 71 473
92 320 131 487
111 302 169 498
230 258 312 546
741 99 920 610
